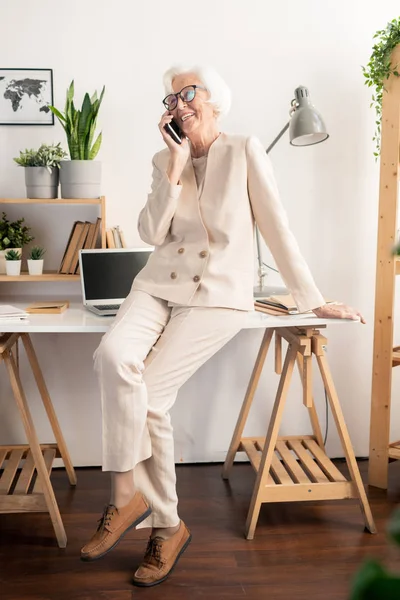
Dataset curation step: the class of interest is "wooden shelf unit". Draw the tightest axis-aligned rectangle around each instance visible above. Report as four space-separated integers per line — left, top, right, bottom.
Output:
0 196 106 281
369 44 400 489
0 271 80 282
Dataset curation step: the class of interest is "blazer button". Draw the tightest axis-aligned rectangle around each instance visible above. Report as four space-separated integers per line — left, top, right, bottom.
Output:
199 250 208 258
193 275 200 282
178 248 185 254
170 272 177 279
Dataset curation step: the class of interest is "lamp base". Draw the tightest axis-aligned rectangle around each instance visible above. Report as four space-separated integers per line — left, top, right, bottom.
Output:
253 284 288 299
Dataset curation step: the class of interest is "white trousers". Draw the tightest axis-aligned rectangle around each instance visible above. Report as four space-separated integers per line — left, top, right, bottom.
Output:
93 289 247 528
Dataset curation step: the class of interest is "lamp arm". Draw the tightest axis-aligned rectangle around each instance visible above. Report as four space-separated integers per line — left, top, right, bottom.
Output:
255 120 290 286
266 121 290 154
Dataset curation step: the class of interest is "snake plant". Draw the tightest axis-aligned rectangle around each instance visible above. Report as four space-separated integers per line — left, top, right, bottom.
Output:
49 81 105 160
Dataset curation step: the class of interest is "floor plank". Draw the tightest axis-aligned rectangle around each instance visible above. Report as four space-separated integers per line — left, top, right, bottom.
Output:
1 460 400 599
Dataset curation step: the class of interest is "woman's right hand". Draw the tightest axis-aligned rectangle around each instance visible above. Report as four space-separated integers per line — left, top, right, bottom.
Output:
159 112 190 161
159 112 190 185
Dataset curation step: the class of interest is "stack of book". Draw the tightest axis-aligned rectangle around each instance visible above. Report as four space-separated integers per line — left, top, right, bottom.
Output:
255 294 300 316
106 226 126 248
25 301 69 314
255 294 336 316
59 218 102 275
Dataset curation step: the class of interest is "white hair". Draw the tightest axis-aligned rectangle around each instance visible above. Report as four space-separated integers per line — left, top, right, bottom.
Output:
163 64 231 120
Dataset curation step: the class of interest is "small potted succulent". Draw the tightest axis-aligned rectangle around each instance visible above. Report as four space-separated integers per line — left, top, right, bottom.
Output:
49 81 105 198
27 246 46 275
0 212 34 274
14 143 67 199
5 249 22 276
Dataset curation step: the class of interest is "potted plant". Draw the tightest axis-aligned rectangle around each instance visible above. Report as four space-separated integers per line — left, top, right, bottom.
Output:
350 507 400 598
0 212 34 274
13 143 67 199
49 80 105 199
5 249 22 276
27 246 46 275
362 17 400 156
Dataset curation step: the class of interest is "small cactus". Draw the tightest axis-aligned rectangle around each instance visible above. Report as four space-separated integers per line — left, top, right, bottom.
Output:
5 249 21 261
29 246 46 260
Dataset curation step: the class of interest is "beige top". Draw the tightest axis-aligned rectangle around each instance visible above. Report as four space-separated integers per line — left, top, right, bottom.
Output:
191 155 208 197
133 133 324 312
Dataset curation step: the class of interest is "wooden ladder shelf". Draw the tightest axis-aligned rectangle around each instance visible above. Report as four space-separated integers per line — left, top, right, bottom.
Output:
369 43 400 489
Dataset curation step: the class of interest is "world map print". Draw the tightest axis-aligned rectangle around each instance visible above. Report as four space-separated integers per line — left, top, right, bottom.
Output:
0 77 50 114
0 69 54 125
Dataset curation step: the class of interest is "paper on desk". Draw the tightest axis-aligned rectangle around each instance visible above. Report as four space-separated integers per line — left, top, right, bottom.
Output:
0 304 28 319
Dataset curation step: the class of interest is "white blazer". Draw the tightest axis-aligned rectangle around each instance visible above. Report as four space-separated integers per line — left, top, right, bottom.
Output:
132 133 324 312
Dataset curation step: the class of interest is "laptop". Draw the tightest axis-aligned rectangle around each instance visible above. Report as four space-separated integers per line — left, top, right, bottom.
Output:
79 248 153 316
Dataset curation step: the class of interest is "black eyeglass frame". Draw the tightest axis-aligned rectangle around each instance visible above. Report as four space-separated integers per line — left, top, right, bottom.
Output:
162 85 207 110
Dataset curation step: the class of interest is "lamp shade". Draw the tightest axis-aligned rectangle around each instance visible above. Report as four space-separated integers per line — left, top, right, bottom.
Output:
289 86 329 147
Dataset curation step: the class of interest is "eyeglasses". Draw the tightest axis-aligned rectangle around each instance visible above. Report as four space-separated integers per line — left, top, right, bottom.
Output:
162 85 207 111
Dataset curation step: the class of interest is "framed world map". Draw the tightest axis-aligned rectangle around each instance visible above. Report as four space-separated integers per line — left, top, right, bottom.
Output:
0 68 54 125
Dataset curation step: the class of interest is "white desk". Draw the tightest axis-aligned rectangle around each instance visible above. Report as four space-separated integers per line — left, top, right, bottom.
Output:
0 298 351 333
1 297 372 544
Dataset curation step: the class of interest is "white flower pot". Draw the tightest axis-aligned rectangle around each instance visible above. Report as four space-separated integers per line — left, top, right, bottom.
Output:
60 160 102 199
27 259 44 275
25 167 59 199
6 260 22 276
0 248 22 274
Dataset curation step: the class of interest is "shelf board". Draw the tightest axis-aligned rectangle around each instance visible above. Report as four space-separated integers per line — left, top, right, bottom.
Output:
0 271 80 282
388 441 400 460
0 198 103 205
396 257 400 275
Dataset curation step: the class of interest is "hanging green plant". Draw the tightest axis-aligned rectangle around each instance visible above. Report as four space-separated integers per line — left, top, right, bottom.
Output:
362 17 400 157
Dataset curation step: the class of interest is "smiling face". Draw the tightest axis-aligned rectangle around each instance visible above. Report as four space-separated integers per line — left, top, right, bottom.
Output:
169 73 216 136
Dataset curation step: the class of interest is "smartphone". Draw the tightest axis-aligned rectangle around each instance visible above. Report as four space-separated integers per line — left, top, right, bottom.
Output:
164 118 183 145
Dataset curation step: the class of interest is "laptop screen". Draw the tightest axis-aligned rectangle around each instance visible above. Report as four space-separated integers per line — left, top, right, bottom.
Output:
80 249 152 302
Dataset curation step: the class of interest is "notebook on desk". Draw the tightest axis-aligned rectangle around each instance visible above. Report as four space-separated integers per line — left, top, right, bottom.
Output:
79 248 153 316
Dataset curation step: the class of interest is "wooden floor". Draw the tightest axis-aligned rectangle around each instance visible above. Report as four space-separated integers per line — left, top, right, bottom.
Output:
1 460 400 600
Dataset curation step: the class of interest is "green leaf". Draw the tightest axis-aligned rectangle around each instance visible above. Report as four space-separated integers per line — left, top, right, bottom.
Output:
48 105 66 122
89 132 102 159
65 80 74 116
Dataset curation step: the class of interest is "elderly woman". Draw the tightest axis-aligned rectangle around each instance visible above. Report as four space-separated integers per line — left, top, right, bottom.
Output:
81 65 364 586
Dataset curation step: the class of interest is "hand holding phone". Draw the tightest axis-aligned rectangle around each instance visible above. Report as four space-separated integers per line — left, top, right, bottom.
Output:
164 118 183 145
159 112 190 168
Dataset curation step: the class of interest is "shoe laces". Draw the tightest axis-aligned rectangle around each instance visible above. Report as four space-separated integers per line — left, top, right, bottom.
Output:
144 536 165 568
97 505 117 532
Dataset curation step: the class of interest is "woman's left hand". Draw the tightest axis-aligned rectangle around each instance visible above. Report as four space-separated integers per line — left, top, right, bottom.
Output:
312 303 366 324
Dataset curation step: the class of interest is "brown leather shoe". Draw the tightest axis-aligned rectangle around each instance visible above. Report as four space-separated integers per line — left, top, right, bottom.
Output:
81 492 151 561
132 520 192 587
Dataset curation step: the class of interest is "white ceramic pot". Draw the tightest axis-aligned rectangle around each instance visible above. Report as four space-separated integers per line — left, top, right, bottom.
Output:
25 167 59 199
0 248 22 274
60 160 101 198
27 259 44 275
6 260 22 276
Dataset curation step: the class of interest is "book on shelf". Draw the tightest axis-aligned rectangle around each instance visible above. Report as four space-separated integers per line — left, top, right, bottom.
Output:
106 228 115 248
25 301 69 314
59 218 102 275
59 221 84 274
106 226 126 249
69 221 91 274
75 217 102 275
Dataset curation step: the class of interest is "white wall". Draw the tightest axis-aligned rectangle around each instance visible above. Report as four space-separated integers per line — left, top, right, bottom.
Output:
1 0 399 465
